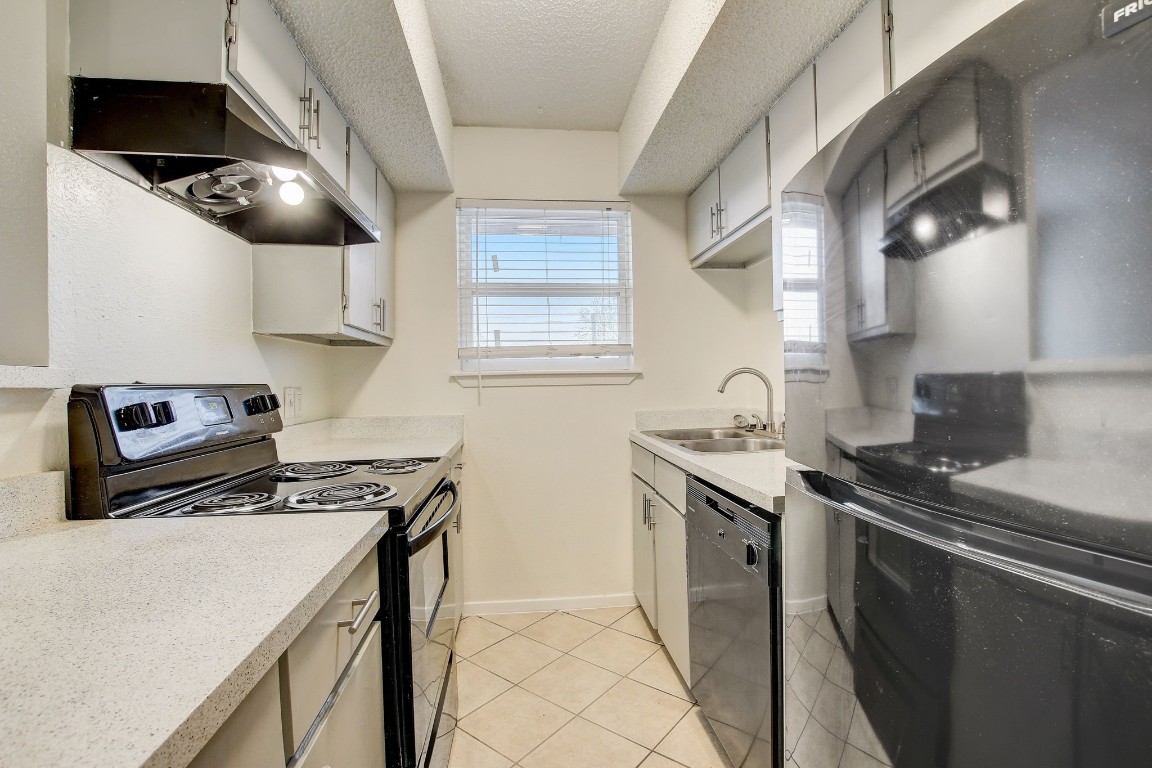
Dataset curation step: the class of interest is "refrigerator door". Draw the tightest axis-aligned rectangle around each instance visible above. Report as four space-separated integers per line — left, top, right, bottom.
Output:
781 0 1152 561
789 470 1152 768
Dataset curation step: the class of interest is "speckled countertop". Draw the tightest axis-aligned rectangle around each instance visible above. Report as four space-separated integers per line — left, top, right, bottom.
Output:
629 431 798 513
824 407 913 456
0 513 387 768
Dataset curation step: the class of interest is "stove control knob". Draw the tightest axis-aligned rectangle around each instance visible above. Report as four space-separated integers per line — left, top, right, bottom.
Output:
152 400 176 426
244 393 281 415
116 402 158 431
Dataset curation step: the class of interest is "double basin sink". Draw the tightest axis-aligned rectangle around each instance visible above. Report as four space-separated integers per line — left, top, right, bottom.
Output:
642 428 785 454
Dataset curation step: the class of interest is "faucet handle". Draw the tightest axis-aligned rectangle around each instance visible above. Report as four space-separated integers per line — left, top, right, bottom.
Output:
733 414 750 429
749 414 767 432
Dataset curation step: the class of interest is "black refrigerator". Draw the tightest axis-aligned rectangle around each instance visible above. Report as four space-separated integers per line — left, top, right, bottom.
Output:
780 2 1152 767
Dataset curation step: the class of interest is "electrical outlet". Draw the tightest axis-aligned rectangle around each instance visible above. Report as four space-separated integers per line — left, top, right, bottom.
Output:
296 387 305 418
283 387 297 417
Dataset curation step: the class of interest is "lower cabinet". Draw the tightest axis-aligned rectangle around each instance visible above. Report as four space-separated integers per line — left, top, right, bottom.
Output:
632 475 657 623
631 444 692 683
651 493 690 682
291 622 386 768
187 665 285 768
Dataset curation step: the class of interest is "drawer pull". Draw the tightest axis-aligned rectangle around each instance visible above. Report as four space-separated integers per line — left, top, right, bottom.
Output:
338 590 378 634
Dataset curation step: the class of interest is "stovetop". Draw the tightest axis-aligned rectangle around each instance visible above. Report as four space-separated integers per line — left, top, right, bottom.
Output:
855 441 1016 477
121 458 445 519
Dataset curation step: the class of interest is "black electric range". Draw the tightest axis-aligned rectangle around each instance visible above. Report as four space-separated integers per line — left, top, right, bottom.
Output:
853 373 1027 503
66 384 461 768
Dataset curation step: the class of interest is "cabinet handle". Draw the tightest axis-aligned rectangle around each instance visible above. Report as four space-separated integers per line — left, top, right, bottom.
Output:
710 206 716 238
642 494 649 526
299 87 314 142
313 97 322 149
338 590 378 634
373 299 383 328
716 204 724 236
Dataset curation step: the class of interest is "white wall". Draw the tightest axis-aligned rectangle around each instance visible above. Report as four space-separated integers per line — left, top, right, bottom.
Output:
331 126 783 612
0 0 50 365
0 147 335 480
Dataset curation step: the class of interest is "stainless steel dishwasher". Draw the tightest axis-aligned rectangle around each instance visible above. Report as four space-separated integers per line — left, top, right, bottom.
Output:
686 477 783 768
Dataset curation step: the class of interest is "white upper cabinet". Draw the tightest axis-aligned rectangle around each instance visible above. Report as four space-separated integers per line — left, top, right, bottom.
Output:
376 170 397 340
769 65 817 312
688 119 772 269
227 0 307 143
344 243 379 335
348 131 378 222
815 0 890 150
917 75 980 180
718 118 771 238
889 0 1026 86
885 118 920 211
687 168 722 258
302 67 350 188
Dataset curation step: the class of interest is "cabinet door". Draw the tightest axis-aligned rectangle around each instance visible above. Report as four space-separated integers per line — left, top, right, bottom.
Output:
652 496 690 682
228 0 307 144
375 170 396 339
890 0 1025 87
344 244 378 334
815 0 889 149
885 118 920 213
187 665 284 768
841 178 863 336
347 130 377 222
769 65 818 313
718 119 770 237
687 168 721 258
857 153 888 331
918 71 980 181
294 622 386 768
825 509 842 633
303 68 350 188
632 477 657 626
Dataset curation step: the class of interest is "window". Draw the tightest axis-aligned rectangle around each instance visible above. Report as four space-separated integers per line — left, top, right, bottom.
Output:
781 193 826 368
456 201 633 373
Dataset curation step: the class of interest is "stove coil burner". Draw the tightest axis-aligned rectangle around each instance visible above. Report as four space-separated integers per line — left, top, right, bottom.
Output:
285 482 397 510
270 462 357 481
367 458 427 475
187 492 280 515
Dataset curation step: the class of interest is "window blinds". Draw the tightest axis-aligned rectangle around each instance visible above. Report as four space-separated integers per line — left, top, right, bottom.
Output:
780 193 825 353
456 201 633 362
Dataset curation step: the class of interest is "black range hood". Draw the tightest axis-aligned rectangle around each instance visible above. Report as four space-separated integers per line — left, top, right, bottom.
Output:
71 77 380 246
881 163 1017 261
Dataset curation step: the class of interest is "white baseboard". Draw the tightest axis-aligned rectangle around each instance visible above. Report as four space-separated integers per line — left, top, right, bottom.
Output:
785 595 828 615
465 592 637 617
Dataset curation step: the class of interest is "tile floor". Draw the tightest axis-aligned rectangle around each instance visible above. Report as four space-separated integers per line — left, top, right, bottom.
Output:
446 606 733 768
784 609 892 768
443 605 894 768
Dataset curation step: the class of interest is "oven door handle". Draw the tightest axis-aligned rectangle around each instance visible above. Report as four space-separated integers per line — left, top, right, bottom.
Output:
789 470 1152 616
408 481 459 555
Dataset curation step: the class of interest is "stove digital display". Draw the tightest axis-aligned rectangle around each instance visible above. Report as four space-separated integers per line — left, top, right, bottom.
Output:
195 396 233 426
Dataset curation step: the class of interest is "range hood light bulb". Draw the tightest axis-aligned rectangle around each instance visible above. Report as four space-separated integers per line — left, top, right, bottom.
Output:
912 213 939 243
279 181 305 206
271 166 298 182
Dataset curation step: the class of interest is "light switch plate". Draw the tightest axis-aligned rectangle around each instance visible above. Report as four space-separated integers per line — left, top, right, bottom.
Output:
283 387 297 417
296 387 304 418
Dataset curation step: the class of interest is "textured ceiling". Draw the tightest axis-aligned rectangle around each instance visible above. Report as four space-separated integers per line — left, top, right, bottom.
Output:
425 0 673 130
268 0 454 191
620 0 871 194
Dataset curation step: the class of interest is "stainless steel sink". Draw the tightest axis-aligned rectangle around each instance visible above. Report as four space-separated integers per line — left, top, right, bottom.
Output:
676 437 785 453
645 428 757 441
642 429 785 454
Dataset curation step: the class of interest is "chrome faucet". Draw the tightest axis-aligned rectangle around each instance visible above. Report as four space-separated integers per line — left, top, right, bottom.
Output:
718 367 776 437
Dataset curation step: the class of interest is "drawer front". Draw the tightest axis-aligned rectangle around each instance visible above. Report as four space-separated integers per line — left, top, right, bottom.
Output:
188 664 285 768
654 457 687 515
283 548 380 754
631 443 656 486
292 622 386 768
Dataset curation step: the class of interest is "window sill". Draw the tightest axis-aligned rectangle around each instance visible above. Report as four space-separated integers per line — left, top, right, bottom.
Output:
450 369 642 388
